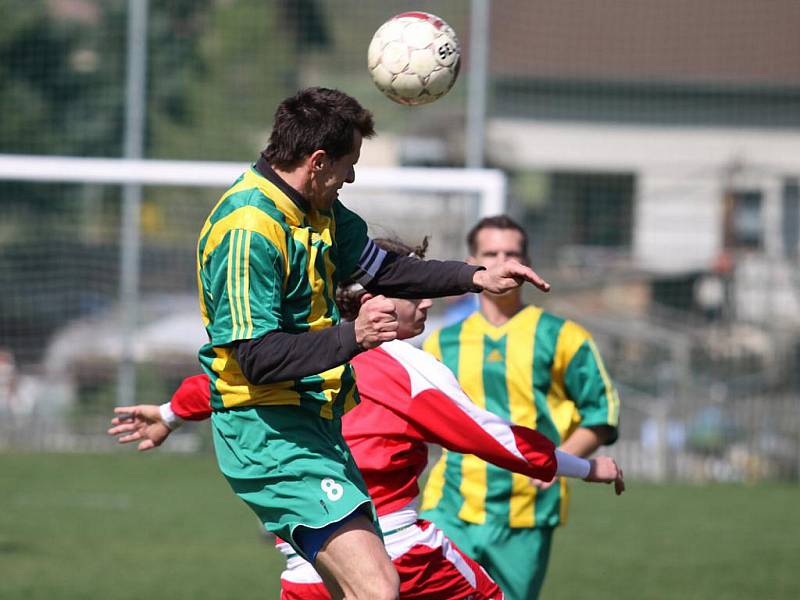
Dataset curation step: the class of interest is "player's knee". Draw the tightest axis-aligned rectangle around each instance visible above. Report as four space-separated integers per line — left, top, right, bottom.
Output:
368 567 399 600
353 562 398 600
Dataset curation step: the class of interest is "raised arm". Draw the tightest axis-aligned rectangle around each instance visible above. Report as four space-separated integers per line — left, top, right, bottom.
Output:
362 344 623 492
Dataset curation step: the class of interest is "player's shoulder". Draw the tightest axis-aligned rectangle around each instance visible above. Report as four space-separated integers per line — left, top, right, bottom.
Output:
207 174 292 235
332 199 367 230
535 308 593 346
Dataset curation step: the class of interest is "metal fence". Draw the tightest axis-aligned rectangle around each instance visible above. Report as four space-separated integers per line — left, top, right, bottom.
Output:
1 1 799 482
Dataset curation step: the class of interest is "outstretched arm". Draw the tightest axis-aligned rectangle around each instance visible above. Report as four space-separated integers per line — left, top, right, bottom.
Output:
107 375 212 451
108 404 172 451
361 344 622 492
364 253 550 298
531 425 618 491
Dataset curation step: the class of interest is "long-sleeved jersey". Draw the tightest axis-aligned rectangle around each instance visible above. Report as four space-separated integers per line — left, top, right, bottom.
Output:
170 340 558 515
196 160 479 418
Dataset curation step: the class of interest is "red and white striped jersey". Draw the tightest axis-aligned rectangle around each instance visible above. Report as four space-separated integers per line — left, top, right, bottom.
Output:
169 340 557 515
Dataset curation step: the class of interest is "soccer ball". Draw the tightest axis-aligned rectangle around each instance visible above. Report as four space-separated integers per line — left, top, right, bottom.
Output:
367 12 461 106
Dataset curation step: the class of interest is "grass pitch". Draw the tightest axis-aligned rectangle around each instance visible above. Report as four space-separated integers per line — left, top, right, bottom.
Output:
1 452 798 599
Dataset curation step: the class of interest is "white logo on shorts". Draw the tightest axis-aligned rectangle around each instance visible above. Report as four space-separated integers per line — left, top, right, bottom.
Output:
321 478 343 501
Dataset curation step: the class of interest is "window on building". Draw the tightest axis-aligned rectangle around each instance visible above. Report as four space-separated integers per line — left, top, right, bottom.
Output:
725 189 762 249
782 179 799 259
512 171 635 265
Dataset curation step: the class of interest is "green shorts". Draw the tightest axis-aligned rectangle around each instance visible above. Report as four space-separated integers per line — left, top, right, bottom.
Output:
211 405 378 562
421 507 554 600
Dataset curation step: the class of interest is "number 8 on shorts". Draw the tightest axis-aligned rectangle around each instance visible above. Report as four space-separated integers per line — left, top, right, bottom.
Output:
321 478 344 501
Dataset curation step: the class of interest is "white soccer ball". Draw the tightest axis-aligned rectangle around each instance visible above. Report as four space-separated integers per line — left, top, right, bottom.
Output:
367 12 461 106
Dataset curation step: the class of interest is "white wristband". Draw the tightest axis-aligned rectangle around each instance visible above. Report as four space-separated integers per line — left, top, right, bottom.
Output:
555 450 591 479
159 402 184 431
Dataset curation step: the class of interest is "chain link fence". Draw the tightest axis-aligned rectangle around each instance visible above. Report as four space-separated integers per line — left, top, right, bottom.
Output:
1 0 799 481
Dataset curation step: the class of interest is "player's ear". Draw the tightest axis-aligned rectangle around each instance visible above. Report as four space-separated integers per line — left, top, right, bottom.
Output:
310 150 327 171
466 255 478 266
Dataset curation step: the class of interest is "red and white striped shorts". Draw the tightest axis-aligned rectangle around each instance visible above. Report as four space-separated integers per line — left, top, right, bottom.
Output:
279 519 503 599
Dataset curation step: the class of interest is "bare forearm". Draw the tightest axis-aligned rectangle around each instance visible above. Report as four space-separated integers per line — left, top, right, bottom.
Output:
559 426 615 457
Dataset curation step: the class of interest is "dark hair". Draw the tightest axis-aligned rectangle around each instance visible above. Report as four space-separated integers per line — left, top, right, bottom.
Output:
336 237 429 321
263 87 375 170
466 215 529 258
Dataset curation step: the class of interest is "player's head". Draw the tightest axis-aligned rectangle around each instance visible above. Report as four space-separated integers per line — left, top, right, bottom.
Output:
337 237 432 339
264 87 375 210
466 215 529 299
466 215 529 265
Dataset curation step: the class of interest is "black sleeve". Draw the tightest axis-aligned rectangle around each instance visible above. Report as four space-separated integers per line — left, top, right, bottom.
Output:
364 252 484 298
235 321 363 384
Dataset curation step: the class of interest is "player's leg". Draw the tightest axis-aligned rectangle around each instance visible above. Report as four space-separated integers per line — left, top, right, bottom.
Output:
477 524 554 600
212 405 396 599
388 520 502 599
278 538 332 599
311 513 399 600
277 516 398 600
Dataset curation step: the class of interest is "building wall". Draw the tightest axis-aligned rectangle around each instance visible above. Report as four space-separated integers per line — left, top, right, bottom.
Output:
487 118 800 273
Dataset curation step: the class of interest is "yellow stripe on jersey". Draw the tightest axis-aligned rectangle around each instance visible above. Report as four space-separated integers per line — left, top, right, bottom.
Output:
548 320 588 440
201 206 289 276
588 338 620 426
422 329 442 361
243 230 254 339
198 267 209 328
341 383 358 414
234 230 247 339
317 364 346 420
420 448 449 511
292 225 334 333
457 316 487 524
559 477 571 525
506 307 541 528
317 223 338 323
211 347 301 408
226 231 239 338
313 208 338 285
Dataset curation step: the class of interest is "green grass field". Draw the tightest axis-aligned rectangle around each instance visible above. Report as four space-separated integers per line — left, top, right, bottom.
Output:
1 452 798 599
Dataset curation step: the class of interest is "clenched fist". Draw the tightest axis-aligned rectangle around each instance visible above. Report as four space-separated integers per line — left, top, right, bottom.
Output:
354 293 398 349
584 456 625 495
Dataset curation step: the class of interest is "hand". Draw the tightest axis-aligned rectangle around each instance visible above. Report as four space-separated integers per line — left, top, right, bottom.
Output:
108 405 172 451
530 477 558 491
354 293 398 349
584 456 625 495
473 260 550 294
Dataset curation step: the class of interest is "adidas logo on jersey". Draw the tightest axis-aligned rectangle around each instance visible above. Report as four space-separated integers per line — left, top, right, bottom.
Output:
486 349 504 362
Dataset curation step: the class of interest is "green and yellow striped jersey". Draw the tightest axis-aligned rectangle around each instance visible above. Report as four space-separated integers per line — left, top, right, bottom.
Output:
420 305 620 528
196 166 368 418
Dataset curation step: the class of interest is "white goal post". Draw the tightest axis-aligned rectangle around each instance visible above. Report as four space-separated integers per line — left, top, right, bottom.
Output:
0 154 506 216
0 153 506 409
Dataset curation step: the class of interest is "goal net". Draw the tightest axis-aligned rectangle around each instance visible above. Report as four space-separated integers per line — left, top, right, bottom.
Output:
0 154 505 448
